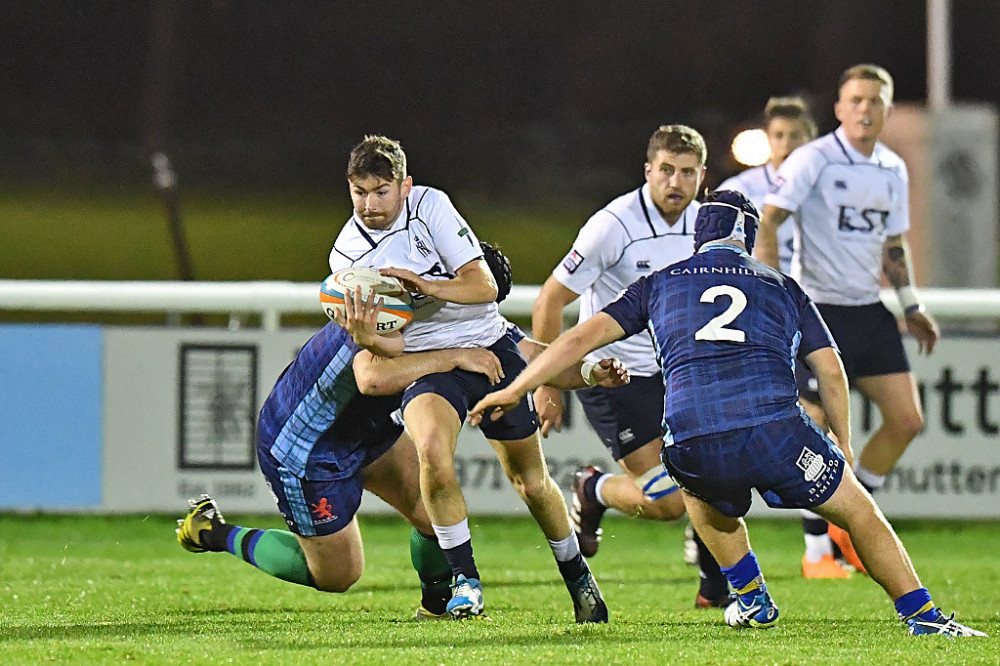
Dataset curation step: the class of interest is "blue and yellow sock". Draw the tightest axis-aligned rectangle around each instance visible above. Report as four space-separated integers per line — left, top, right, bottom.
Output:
721 551 766 603
895 588 941 623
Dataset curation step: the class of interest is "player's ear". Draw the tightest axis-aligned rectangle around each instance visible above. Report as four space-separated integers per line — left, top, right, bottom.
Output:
400 176 413 198
834 98 846 124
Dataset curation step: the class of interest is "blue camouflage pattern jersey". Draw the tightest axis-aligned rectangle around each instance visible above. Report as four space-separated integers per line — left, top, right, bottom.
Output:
602 245 836 445
257 322 402 479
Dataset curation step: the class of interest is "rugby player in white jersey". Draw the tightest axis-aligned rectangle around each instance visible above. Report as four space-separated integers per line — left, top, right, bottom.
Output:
328 135 608 622
531 125 731 609
719 97 817 276
757 65 940 576
719 98 850 578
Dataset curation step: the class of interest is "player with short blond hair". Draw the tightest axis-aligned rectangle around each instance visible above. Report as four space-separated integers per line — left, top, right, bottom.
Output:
757 65 940 575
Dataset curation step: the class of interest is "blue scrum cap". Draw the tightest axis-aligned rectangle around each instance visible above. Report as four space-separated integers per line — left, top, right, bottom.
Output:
693 189 760 253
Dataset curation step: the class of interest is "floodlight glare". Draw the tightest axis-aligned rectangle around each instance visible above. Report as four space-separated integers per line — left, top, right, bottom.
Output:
731 129 770 167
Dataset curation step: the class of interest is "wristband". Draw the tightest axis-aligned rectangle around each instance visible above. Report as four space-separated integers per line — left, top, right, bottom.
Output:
581 361 598 387
897 286 923 316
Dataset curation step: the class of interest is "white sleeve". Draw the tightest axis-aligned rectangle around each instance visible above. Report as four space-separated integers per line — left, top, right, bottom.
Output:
422 191 484 272
765 146 824 213
887 160 911 235
551 211 626 295
717 174 745 193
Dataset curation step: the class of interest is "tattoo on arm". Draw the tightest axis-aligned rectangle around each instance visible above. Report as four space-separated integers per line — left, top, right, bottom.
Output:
882 235 912 288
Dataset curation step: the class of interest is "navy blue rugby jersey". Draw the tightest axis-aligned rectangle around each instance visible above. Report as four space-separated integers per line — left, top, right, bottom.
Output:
258 322 401 477
602 245 835 444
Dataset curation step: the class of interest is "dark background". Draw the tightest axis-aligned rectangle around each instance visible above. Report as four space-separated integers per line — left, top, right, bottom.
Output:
4 1 999 207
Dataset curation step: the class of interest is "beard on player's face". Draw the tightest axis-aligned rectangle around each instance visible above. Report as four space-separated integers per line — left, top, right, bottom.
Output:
349 175 409 229
646 150 702 220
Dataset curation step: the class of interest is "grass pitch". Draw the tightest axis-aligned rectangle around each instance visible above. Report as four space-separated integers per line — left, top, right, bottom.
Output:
0 514 997 664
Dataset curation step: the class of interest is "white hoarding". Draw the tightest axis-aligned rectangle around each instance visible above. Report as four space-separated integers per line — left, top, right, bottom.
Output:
102 329 1000 518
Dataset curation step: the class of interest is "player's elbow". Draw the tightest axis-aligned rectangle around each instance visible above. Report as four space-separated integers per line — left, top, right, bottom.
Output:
484 281 499 303
355 370 391 396
353 356 395 396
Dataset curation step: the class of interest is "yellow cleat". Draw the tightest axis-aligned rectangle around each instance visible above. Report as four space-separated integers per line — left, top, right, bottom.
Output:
413 605 451 621
176 494 225 553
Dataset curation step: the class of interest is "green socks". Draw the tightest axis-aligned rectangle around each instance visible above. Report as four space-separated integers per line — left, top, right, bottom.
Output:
410 528 453 614
220 526 314 587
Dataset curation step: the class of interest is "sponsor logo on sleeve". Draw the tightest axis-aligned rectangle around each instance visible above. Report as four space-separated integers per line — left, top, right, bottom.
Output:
562 249 585 274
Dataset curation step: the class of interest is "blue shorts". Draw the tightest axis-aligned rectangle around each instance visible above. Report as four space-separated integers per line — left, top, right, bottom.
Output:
257 395 403 537
817 302 910 379
661 412 846 518
401 331 538 441
576 374 665 460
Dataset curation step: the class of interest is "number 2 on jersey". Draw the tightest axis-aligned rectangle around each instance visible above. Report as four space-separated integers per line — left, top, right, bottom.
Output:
694 285 747 342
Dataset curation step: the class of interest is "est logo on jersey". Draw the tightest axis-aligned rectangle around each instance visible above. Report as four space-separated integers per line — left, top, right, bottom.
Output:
320 267 413 334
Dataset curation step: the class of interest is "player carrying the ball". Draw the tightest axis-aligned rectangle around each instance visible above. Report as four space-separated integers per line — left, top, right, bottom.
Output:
327 135 610 622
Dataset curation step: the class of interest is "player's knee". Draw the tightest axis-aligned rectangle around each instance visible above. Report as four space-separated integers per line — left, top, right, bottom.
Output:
501 465 548 501
633 466 682 520
887 410 924 443
641 492 686 521
413 437 457 484
311 563 363 593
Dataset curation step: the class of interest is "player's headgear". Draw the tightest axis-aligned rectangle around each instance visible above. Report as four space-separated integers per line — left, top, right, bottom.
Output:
480 241 512 303
693 190 760 254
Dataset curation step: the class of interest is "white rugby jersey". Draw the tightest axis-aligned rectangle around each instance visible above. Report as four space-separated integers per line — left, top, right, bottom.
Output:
329 185 506 352
718 163 795 274
764 127 910 306
552 183 698 376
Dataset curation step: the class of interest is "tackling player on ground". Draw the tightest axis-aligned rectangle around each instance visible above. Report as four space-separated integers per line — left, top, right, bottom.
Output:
469 190 985 638
176 265 627 620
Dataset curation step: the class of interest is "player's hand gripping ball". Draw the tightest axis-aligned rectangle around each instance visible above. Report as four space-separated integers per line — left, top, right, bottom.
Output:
320 267 413 335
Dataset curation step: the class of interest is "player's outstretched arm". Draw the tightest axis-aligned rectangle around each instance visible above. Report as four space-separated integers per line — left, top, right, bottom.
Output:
755 204 791 269
517 336 629 390
330 285 405 358
882 234 939 355
354 347 502 396
380 259 498 305
531 276 582 436
805 346 854 466
469 313 626 426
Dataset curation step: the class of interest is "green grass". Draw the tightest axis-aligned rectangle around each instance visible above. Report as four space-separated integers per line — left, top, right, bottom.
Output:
1 515 996 664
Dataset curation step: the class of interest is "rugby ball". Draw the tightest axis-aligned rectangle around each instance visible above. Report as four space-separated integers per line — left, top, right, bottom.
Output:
325 266 407 297
320 268 413 335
